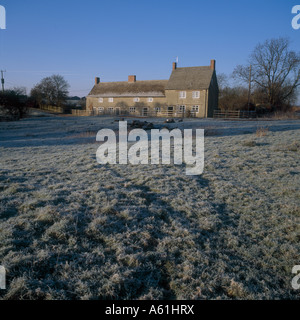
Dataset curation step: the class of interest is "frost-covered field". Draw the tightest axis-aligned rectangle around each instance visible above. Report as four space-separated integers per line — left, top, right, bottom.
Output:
0 114 299 300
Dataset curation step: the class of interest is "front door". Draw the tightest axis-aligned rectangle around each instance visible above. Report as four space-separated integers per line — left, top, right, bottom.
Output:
143 107 148 117
167 106 174 116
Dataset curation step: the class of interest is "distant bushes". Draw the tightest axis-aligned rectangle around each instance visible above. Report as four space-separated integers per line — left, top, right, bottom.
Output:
219 86 249 111
0 88 30 120
218 85 299 118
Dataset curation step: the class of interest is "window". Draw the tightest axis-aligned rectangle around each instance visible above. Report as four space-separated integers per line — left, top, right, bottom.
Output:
98 107 104 112
179 91 186 99
143 107 148 116
155 106 160 113
179 105 185 112
192 105 199 113
129 107 136 113
133 98 140 102
108 98 114 103
192 91 200 99
108 107 114 113
98 98 103 103
148 97 153 103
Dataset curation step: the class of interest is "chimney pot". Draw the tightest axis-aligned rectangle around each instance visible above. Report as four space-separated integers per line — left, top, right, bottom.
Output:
210 60 216 71
173 62 177 70
128 75 136 83
95 77 100 85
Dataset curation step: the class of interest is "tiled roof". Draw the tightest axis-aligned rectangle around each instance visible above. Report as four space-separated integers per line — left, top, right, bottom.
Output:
88 80 168 97
166 66 214 90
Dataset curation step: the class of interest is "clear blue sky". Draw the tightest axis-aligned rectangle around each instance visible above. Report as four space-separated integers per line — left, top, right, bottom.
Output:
0 0 299 99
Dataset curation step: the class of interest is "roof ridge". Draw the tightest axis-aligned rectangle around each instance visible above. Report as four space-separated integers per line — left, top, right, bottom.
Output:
95 79 168 85
175 66 211 69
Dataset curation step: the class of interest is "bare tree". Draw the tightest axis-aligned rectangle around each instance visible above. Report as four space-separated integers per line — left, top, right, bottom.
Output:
115 101 129 110
219 86 249 111
217 73 229 92
234 37 300 108
30 84 44 108
31 74 70 108
133 101 148 114
51 75 70 107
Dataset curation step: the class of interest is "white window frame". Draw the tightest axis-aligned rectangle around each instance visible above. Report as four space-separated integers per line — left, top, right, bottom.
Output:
192 105 199 113
98 107 104 112
129 107 136 113
98 98 103 103
108 107 114 112
133 98 140 102
108 98 114 103
148 97 153 103
179 105 185 112
179 91 186 99
192 91 200 99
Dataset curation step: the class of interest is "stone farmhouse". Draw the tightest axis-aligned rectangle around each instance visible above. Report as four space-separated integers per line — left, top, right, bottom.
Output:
86 60 218 118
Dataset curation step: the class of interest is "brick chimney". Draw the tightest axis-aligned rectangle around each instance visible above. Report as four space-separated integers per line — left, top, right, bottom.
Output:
210 60 216 71
128 75 136 83
173 62 177 70
95 77 100 85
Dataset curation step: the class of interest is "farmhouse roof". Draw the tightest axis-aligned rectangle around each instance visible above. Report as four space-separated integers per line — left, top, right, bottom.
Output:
88 80 168 97
165 66 214 90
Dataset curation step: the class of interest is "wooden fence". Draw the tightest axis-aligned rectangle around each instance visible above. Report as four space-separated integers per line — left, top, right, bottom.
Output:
40 105 64 113
71 109 93 116
72 109 197 118
213 110 257 119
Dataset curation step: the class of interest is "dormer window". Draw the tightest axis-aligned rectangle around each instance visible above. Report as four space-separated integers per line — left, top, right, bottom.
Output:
108 98 113 103
133 98 140 102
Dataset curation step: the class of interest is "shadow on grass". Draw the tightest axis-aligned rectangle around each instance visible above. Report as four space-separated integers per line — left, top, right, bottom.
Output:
1 116 300 148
